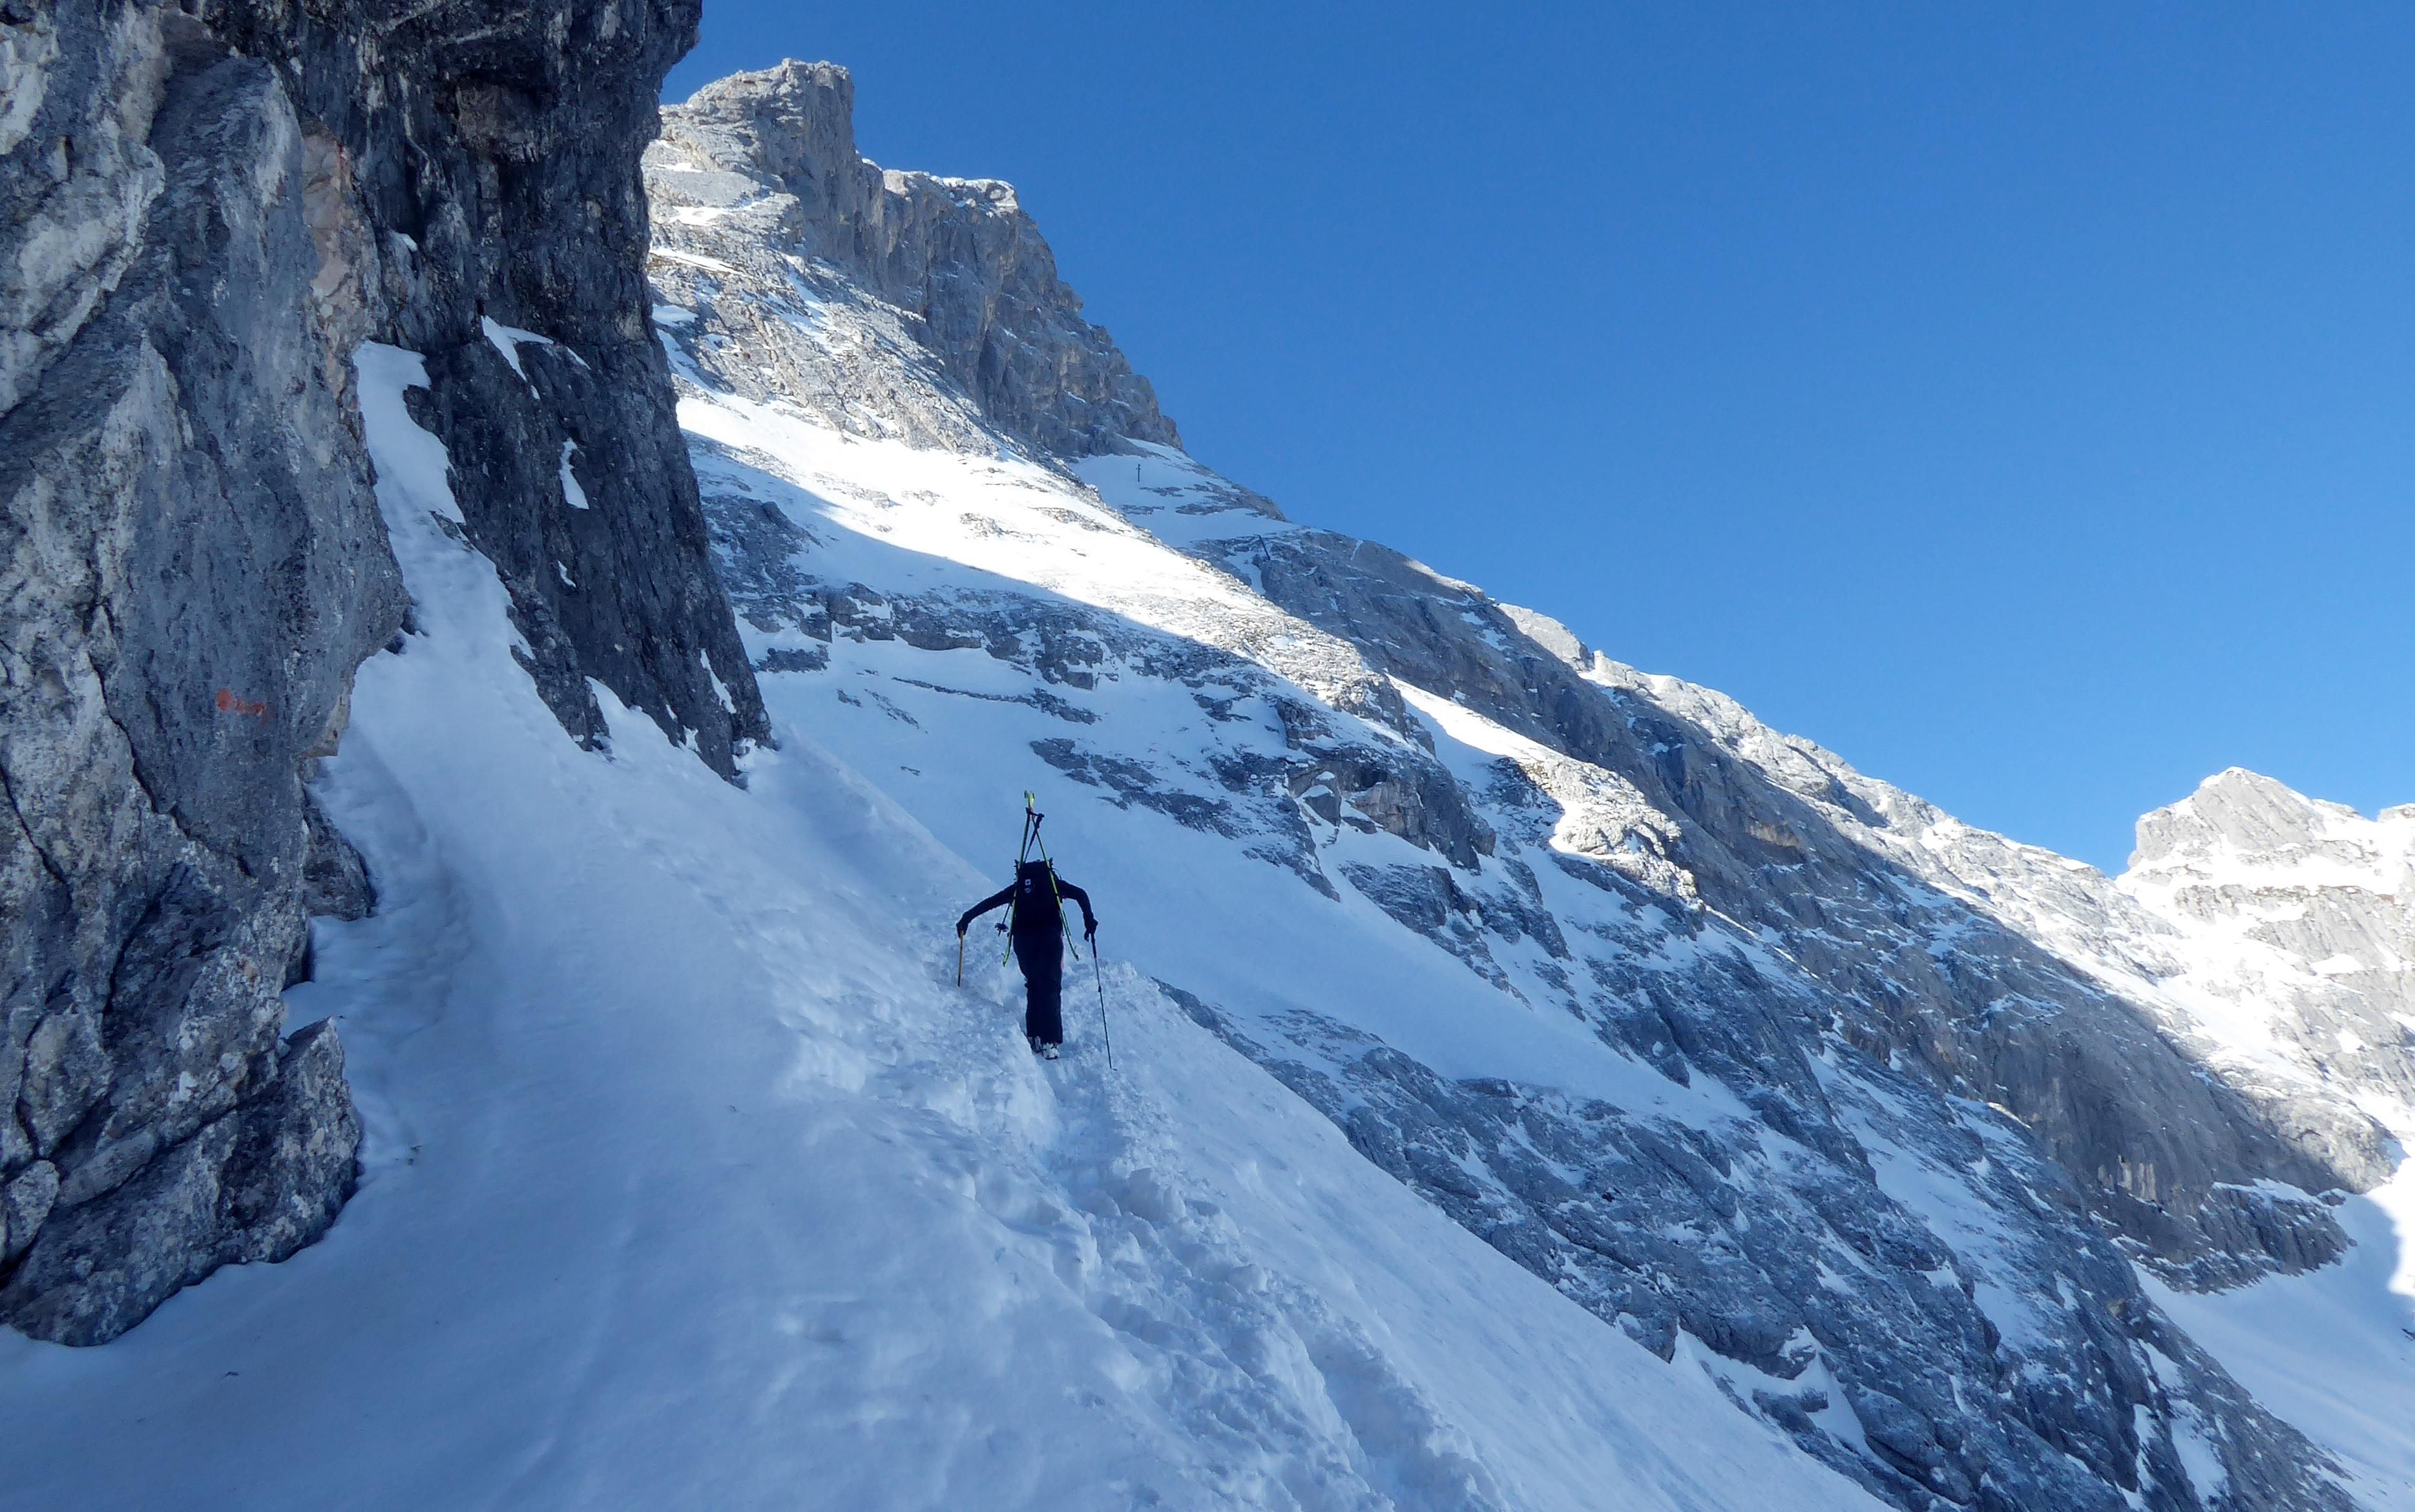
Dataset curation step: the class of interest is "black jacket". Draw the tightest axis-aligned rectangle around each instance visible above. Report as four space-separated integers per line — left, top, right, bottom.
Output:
960 860 1096 942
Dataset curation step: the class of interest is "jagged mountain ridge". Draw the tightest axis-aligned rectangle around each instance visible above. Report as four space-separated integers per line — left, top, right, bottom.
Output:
647 60 1180 461
641 60 2412 1512
643 57 2397 1279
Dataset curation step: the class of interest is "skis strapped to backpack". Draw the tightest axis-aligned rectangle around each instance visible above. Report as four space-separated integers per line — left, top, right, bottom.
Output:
1005 800 1035 962
1007 791 1112 1070
1005 792 1080 964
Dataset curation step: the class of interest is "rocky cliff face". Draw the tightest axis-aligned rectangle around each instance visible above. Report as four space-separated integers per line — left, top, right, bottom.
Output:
642 61 2408 1511
646 59 1182 461
1211 537 2392 1281
0 0 764 1343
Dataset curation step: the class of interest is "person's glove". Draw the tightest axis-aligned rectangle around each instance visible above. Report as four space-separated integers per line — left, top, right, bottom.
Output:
1084 917 1098 942
956 920 968 938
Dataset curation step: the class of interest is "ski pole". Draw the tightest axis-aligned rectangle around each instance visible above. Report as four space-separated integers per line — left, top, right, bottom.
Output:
1093 944 1114 1071
956 930 965 986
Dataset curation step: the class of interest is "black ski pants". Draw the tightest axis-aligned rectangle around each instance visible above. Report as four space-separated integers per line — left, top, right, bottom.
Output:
1011 932 1065 1047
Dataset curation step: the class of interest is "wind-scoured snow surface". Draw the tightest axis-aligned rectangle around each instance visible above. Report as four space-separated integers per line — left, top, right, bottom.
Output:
0 348 1886 1509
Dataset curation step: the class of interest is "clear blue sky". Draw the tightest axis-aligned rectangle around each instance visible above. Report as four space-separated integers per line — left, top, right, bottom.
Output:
666 5 2414 872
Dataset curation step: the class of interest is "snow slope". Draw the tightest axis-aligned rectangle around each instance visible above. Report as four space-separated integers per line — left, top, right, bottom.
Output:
0 349 1888 1509
656 335 2362 1507
2146 1165 2415 1511
673 391 1733 1113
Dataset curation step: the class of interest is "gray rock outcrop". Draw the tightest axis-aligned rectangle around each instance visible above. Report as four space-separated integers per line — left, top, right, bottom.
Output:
1209 530 2387 1283
1167 986 2345 1512
2 0 765 1343
646 60 1181 461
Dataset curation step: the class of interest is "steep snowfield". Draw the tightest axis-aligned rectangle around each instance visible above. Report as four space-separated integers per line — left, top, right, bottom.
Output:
658 319 2385 1509
2145 1165 2415 1511
674 391 1753 1115
0 349 1888 1509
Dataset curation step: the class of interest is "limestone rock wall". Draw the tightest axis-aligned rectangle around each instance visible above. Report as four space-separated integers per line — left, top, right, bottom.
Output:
205 0 773 774
1205 532 2386 1282
0 0 765 1343
647 60 1181 460
0 0 401 1346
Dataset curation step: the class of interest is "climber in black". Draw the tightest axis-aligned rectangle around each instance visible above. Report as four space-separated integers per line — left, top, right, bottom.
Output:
959 860 1097 1057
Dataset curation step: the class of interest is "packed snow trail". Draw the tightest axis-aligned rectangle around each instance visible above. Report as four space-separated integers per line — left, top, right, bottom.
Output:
0 348 1884 1510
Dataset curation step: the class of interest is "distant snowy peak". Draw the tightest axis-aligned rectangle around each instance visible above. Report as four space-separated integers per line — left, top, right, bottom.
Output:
2130 767 2415 887
645 59 1179 460
2118 769 2415 1137
2122 767 2414 1008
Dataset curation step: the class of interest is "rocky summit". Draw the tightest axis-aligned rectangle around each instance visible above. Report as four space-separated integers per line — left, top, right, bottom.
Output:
0 29 2407 1512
